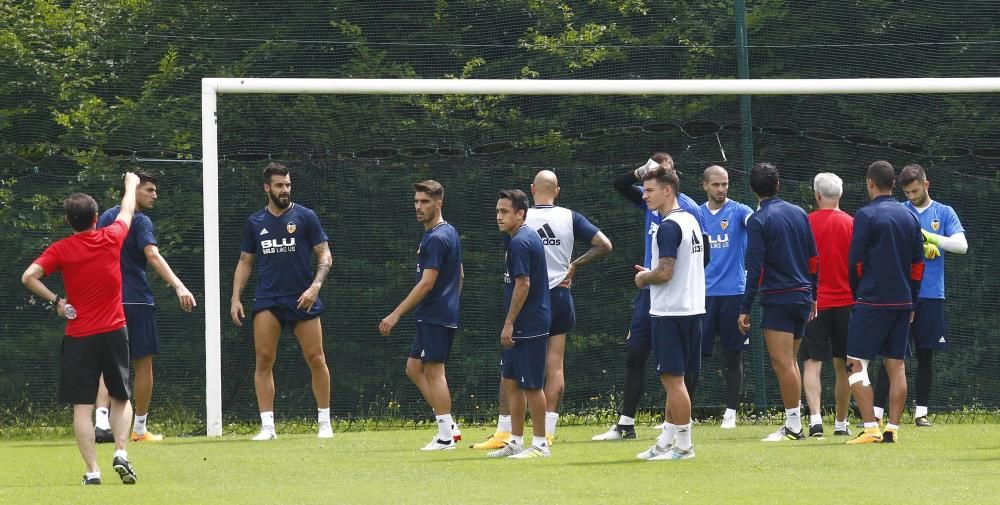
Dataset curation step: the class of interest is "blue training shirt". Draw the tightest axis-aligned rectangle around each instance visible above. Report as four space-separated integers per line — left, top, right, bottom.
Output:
849 195 924 309
905 200 964 300
642 192 705 269
741 197 818 313
240 204 329 299
701 199 754 296
98 205 156 305
503 224 551 340
414 221 462 328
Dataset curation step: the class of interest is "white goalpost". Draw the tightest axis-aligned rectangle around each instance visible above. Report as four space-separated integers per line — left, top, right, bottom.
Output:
201 77 1000 436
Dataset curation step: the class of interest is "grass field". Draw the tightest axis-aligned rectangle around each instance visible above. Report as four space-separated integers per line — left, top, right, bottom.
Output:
1 423 998 505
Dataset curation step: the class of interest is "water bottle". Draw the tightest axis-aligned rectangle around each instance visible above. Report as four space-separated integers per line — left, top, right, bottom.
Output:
64 303 77 320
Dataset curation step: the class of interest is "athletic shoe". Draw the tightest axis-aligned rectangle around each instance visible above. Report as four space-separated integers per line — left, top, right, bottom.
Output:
508 445 550 459
650 446 695 461
881 428 898 444
808 424 824 438
761 426 805 442
95 427 114 444
420 437 456 451
81 475 101 485
591 424 636 441
915 416 933 427
636 443 672 460
472 431 511 450
131 432 164 442
486 442 523 458
846 427 883 445
833 426 852 437
112 456 137 485
652 421 667 430
317 423 334 439
720 416 736 429
545 433 555 447
252 428 277 441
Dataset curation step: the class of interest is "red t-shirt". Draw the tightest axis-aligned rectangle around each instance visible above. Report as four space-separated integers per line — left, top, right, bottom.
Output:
34 220 128 337
809 209 855 310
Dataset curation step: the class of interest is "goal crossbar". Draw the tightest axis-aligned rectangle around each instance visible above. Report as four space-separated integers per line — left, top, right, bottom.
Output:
201 77 1000 436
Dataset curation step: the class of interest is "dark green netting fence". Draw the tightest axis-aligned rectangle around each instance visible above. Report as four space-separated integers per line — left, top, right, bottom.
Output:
2 1 998 431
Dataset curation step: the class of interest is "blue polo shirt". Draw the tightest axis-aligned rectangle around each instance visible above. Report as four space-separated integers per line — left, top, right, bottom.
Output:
240 204 329 299
414 221 462 328
98 206 156 305
503 225 551 340
905 200 963 300
701 199 754 296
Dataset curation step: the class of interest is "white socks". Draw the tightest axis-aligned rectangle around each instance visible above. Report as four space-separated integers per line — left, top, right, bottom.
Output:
532 436 548 449
723 408 737 420
133 414 147 436
617 415 635 426
114 449 128 460
657 423 678 449
886 423 900 432
260 411 275 431
318 408 331 426
675 423 693 451
95 407 111 430
914 406 928 418
497 415 512 433
545 412 559 436
509 434 524 447
835 419 849 431
873 406 885 420
809 413 822 427
435 414 454 440
785 407 802 433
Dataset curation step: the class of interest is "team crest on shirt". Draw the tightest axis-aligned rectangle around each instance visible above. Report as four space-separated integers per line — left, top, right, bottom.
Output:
931 219 940 232
286 222 297 234
720 218 729 230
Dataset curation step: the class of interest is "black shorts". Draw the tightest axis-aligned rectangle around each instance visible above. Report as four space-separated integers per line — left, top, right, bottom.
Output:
59 328 131 404
124 304 159 359
624 290 653 352
800 306 851 361
911 299 947 351
761 302 811 340
651 314 704 376
253 295 324 327
501 338 548 390
408 324 456 363
548 287 576 337
702 295 748 356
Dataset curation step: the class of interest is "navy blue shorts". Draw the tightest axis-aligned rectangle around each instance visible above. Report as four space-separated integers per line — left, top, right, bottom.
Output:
651 315 704 376
625 290 653 352
124 304 158 359
500 338 548 390
702 295 747 356
847 307 911 360
911 299 947 351
408 324 456 363
60 328 131 404
761 302 811 339
800 306 851 361
548 287 576 336
253 295 324 327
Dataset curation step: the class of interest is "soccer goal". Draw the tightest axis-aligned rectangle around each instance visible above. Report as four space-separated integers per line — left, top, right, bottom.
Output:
201 77 1000 436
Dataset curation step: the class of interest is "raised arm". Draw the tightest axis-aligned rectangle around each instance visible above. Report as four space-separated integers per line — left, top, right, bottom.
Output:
612 170 644 205
116 172 140 229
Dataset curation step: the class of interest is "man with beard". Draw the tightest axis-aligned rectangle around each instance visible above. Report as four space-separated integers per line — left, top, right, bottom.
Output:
231 162 334 440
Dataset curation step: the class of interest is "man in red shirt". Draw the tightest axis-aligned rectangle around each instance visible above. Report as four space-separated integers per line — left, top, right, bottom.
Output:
21 172 141 485
800 173 854 438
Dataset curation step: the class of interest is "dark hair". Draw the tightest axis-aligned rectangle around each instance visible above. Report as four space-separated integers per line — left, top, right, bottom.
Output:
897 163 927 187
650 152 674 171
641 166 680 195
867 160 896 190
263 162 290 184
413 180 444 200
749 162 779 197
64 193 98 232
124 169 157 193
497 189 529 218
